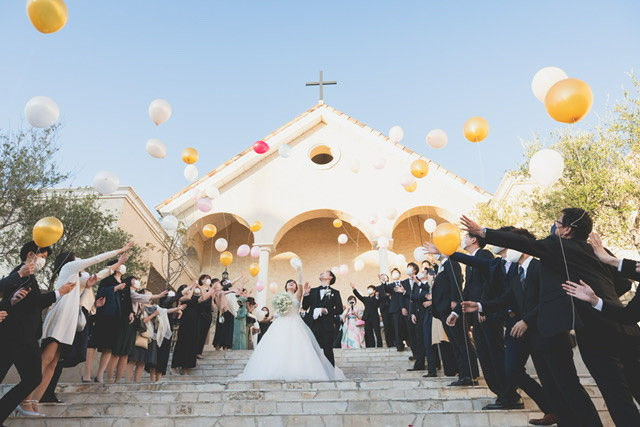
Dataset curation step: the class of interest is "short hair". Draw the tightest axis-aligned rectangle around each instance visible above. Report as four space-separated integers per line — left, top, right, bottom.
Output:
367 285 376 292
469 233 487 248
327 271 336 285
407 262 419 274
347 295 356 302
496 225 516 233
285 279 298 292
511 228 537 240
561 208 593 241
20 241 52 262
198 274 211 285
246 297 256 306
262 306 270 316
106 259 119 267
390 268 401 275
123 276 138 287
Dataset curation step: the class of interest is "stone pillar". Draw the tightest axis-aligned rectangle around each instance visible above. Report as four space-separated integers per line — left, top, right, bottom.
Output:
378 247 390 275
257 246 271 308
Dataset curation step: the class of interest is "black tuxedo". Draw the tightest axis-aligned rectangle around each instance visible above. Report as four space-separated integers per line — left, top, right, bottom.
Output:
485 229 640 425
375 284 394 347
302 286 342 366
600 259 640 324
0 271 24 313
353 289 382 347
431 259 462 321
384 280 411 350
0 265 57 424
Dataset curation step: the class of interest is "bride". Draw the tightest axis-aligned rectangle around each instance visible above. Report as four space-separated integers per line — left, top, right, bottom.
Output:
236 279 345 381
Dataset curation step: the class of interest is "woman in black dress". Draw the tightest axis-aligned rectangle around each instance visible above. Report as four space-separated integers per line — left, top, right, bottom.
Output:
212 281 236 349
196 275 215 358
146 288 182 381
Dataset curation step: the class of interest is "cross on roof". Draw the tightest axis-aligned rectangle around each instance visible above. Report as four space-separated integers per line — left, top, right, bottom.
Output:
305 70 337 103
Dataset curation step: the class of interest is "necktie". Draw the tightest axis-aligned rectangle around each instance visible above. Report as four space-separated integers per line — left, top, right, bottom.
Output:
518 266 526 290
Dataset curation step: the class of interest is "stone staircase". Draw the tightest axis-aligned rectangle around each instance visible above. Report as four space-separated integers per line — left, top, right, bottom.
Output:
3 348 614 426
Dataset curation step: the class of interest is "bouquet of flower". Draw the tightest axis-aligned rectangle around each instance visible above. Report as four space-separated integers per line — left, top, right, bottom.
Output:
272 292 294 316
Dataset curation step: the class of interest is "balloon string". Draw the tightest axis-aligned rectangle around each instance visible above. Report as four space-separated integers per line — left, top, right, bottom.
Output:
448 259 477 388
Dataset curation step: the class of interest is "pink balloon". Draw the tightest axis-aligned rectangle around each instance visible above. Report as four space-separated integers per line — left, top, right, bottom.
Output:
250 246 261 258
256 281 265 292
369 214 379 225
253 140 270 154
196 198 213 212
237 244 250 257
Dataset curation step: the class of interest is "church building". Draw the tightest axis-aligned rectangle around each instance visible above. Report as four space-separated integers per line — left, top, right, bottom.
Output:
156 103 490 307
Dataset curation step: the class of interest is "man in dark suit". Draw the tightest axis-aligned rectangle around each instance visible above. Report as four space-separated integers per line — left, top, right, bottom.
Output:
407 271 435 373
384 268 411 351
431 256 478 383
302 270 343 366
462 208 640 426
350 283 383 348
404 263 422 360
375 274 394 347
0 241 75 423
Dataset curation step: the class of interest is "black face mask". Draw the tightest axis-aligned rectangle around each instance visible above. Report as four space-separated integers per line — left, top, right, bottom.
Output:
550 223 557 236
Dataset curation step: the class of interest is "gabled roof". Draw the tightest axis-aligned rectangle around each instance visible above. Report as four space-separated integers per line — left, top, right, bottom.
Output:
156 103 491 212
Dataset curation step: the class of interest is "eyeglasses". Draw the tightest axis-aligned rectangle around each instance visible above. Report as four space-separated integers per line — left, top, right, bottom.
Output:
554 220 564 227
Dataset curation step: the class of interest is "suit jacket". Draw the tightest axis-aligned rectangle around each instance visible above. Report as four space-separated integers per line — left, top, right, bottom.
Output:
485 229 640 338
352 289 380 322
481 258 542 329
409 282 430 318
600 259 640 325
449 249 501 317
0 264 57 346
431 259 463 321
384 280 411 314
375 284 391 312
302 286 343 333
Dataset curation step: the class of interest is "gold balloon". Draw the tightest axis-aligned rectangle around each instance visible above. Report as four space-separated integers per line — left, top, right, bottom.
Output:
463 117 490 143
250 221 262 232
181 147 199 164
27 0 68 34
332 219 343 228
544 78 593 124
202 224 217 238
220 251 233 267
33 216 64 247
432 223 461 256
404 181 417 192
411 159 429 179
249 263 260 277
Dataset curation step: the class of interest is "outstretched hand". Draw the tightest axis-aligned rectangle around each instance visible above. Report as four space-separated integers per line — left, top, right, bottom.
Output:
562 280 599 306
423 242 441 255
303 282 311 294
460 215 484 237
588 232 618 267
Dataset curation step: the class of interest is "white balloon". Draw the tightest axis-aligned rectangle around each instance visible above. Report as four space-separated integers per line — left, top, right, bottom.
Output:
373 158 386 170
389 125 404 143
354 259 365 272
188 188 200 200
377 236 390 249
424 218 437 233
413 246 427 263
529 149 565 186
205 186 220 199
161 215 179 231
184 165 198 182
149 99 172 125
278 144 292 158
426 129 448 149
339 264 349 275
331 266 340 275
145 138 166 159
25 96 60 128
93 171 120 195
350 159 360 173
386 208 398 220
369 214 379 225
531 67 569 102
400 175 415 187
214 238 228 252
338 233 348 245
269 282 278 291
290 257 302 269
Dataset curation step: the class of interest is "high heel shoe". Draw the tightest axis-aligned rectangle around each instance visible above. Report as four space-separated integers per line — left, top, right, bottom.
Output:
14 404 42 417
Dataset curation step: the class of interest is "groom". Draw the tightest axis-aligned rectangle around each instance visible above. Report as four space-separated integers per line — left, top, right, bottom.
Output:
302 270 343 366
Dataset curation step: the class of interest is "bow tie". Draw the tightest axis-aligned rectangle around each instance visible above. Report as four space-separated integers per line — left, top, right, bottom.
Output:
321 286 329 289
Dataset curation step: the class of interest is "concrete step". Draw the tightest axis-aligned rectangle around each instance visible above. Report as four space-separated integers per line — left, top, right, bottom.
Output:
7 409 615 427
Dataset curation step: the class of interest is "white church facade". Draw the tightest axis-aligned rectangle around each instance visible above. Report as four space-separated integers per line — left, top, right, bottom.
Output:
156 103 491 307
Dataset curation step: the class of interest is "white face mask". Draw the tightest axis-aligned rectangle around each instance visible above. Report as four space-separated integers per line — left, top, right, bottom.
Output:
417 272 426 280
406 268 413 275
433 254 441 261
194 288 202 296
391 272 400 280
132 279 140 289
367 288 375 295
34 257 46 272
491 246 505 255
167 291 176 298
118 265 127 275
506 249 523 264
204 278 212 286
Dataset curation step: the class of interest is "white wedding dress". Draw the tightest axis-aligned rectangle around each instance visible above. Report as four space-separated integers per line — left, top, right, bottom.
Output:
236 294 345 381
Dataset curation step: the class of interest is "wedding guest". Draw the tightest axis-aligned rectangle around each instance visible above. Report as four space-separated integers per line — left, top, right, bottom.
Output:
384 269 410 351
0 241 74 421
246 297 260 349
126 290 161 382
196 275 214 358
146 291 184 382
213 283 238 350
258 307 272 343
376 274 394 347
350 282 383 348
341 296 365 349
232 290 248 350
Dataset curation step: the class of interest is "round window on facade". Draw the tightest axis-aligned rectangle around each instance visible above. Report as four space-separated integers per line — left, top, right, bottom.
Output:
309 145 334 165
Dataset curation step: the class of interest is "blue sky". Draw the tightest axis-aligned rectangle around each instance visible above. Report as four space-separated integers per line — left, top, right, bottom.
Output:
1 1 638 210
